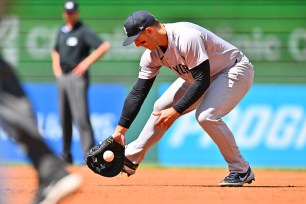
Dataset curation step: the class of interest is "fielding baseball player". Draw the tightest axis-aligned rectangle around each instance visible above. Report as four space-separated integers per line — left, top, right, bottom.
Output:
112 10 255 186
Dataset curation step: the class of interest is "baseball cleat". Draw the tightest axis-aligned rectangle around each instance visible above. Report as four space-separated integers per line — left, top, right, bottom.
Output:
219 167 255 187
32 173 82 204
121 157 139 177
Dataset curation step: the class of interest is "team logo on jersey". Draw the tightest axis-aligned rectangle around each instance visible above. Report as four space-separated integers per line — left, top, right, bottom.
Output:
171 64 190 75
66 37 78 46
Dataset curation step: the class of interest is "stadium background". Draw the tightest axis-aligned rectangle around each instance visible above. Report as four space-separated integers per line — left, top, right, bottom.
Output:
0 0 305 168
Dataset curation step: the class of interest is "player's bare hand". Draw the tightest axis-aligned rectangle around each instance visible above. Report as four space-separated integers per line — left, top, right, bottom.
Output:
153 107 180 130
112 132 126 147
111 125 128 146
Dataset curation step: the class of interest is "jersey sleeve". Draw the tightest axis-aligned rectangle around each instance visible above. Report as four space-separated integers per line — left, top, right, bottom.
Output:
138 50 162 79
83 27 104 49
53 29 61 52
178 29 208 69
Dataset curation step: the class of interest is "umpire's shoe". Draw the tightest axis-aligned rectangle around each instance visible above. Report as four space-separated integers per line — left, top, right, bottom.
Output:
219 167 255 187
121 157 139 177
33 173 82 204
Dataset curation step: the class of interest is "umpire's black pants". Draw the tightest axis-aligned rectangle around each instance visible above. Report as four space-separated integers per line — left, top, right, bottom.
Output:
57 72 95 158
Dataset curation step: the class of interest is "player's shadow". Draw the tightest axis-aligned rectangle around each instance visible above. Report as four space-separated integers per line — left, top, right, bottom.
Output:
227 185 304 188
105 184 304 188
165 185 305 188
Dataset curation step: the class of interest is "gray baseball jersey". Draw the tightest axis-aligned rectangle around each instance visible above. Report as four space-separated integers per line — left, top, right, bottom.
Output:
138 22 243 83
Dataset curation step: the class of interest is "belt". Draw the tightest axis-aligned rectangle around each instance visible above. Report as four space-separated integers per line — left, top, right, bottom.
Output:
62 69 73 74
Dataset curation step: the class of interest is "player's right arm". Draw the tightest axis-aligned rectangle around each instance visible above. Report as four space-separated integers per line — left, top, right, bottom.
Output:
112 76 156 145
112 50 161 145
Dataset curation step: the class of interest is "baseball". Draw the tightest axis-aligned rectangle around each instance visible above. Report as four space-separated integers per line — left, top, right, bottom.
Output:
103 150 114 162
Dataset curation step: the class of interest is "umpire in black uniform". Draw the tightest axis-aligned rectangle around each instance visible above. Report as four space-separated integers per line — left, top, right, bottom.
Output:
51 1 110 164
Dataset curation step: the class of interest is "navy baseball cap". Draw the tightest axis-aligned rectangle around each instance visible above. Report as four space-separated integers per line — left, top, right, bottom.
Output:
64 1 78 13
122 10 157 46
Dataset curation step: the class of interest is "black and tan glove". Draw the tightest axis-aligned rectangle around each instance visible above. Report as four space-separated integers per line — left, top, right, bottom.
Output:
85 136 124 177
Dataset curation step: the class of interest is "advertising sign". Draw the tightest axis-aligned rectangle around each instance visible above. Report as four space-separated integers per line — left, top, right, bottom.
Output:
0 83 125 164
158 84 306 167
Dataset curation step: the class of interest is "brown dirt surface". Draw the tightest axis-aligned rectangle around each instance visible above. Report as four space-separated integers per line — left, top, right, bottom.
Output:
1 165 306 204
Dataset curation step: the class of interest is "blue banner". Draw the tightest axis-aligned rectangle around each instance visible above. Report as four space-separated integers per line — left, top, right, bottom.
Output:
158 84 306 168
0 83 125 164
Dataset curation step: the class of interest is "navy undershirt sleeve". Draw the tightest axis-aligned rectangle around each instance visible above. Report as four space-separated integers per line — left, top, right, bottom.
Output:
172 59 210 114
118 77 156 128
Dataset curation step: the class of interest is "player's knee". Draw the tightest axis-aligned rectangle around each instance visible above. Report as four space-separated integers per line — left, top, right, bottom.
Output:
195 108 218 125
153 99 168 112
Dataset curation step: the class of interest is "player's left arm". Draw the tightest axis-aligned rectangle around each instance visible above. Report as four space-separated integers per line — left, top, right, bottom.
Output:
154 60 210 129
154 30 210 129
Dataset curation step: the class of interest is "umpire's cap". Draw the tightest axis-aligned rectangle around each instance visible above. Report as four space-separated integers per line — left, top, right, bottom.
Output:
122 10 157 46
64 1 78 13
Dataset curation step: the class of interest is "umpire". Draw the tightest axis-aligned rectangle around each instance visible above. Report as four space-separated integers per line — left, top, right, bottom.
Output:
51 1 110 164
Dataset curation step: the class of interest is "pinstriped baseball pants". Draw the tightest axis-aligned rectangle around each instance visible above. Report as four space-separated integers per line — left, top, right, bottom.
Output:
125 55 254 173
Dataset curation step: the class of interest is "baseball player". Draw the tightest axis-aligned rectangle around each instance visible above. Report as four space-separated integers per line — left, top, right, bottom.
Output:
0 59 82 204
112 10 255 186
51 1 110 164
0 1 81 203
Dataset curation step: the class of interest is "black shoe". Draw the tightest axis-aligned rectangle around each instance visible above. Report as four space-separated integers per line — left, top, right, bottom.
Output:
121 157 139 177
32 173 82 204
219 167 255 187
61 153 73 165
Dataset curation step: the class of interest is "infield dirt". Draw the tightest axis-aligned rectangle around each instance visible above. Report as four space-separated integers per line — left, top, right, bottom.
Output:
1 166 306 204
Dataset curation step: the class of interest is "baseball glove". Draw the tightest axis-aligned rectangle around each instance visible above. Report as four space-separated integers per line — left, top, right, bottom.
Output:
85 136 125 177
